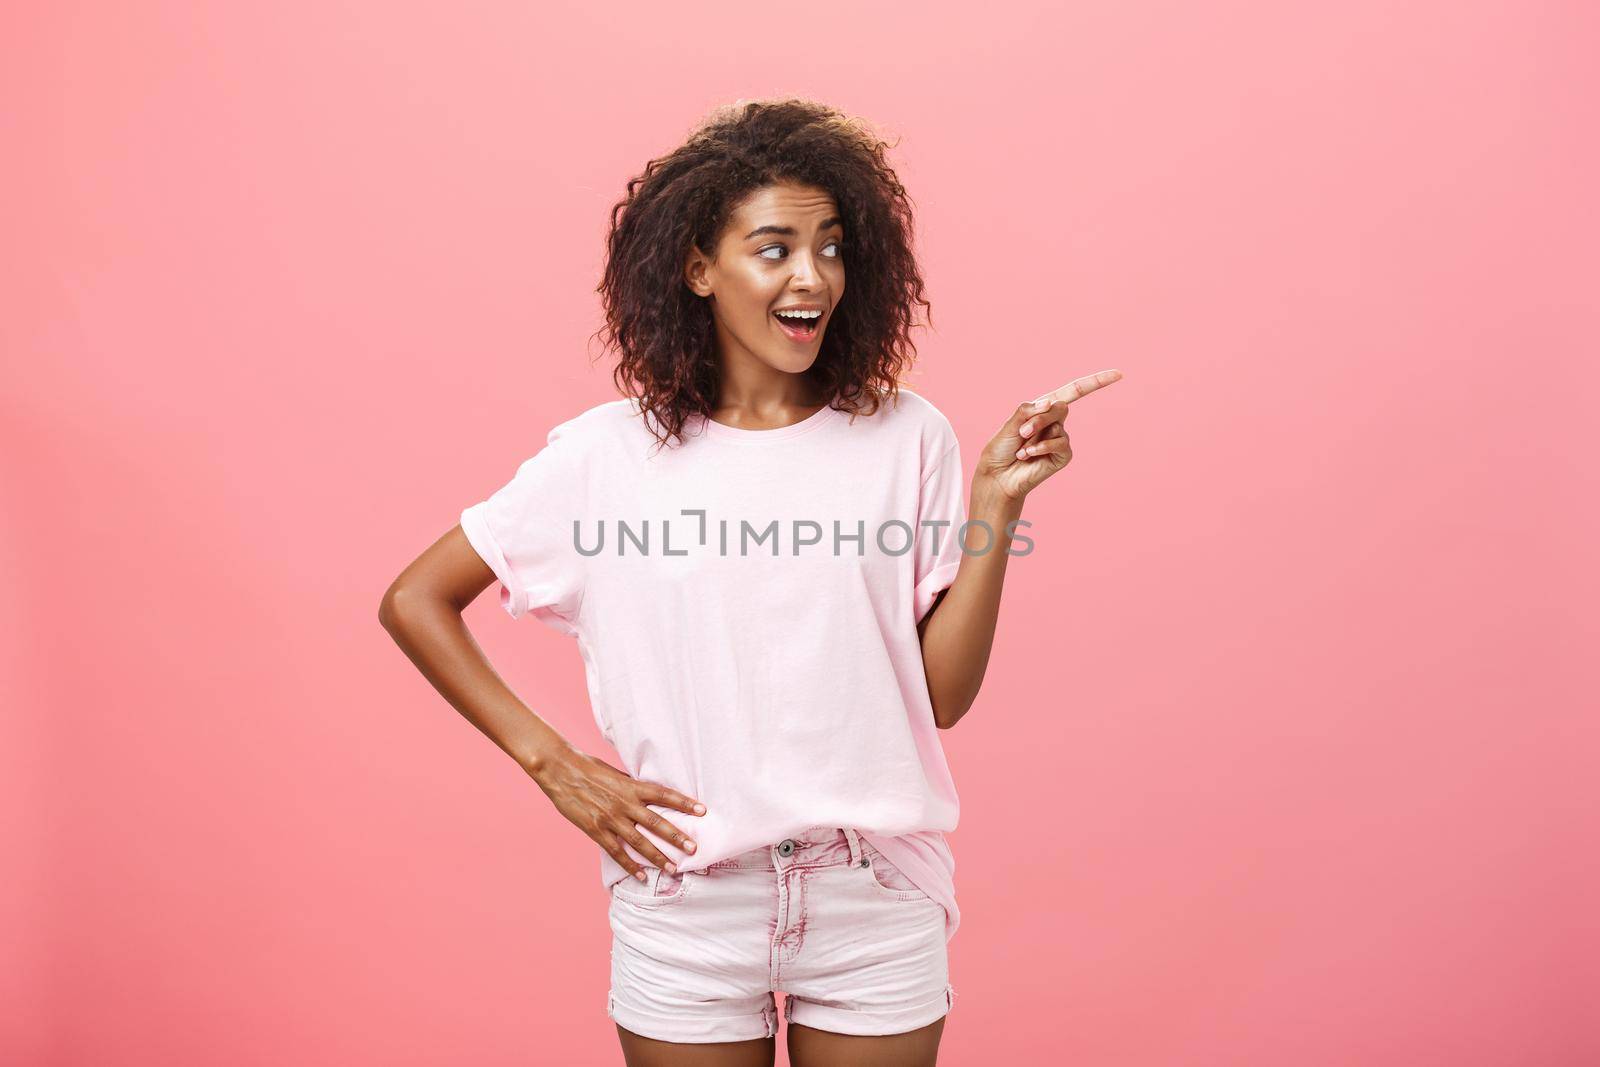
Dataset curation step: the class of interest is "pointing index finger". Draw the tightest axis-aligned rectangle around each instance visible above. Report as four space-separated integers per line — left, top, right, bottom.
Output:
1034 369 1124 408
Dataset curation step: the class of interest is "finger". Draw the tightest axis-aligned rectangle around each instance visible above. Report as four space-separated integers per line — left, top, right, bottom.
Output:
1005 397 1052 443
1018 420 1065 450
1018 399 1069 439
607 818 670 877
1032 369 1124 411
1016 430 1071 462
600 829 651 883
1007 399 1036 436
616 818 678 873
640 781 708 819
633 805 699 868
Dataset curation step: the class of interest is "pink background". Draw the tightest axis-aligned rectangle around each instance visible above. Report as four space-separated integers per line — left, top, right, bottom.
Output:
6 2 1597 1063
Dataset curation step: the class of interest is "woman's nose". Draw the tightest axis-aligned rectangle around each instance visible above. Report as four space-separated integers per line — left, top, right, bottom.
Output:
789 252 822 287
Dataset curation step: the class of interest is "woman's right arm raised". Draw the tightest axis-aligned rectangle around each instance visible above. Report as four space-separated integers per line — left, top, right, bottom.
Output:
377 524 706 882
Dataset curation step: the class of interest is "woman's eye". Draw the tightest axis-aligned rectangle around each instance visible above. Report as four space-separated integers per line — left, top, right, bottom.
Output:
759 241 843 261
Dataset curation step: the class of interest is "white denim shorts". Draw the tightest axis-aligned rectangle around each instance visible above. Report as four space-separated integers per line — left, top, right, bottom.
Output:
607 825 955 1043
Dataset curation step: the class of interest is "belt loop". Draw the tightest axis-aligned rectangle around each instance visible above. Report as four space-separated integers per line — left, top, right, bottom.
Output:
844 827 864 867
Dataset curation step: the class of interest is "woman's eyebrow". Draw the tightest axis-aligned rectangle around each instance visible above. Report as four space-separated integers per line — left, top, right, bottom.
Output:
743 216 844 240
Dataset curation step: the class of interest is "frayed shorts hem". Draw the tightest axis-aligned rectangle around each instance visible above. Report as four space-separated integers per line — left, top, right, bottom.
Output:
608 990 779 1044
607 984 956 1043
785 983 956 1037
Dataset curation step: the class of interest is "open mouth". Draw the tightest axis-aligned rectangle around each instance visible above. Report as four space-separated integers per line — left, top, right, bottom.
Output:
773 309 823 342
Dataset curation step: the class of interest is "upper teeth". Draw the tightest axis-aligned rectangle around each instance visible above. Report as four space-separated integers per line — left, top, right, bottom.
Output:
775 309 822 320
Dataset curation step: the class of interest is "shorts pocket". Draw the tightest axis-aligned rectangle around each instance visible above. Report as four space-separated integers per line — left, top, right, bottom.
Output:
610 867 692 908
860 843 937 904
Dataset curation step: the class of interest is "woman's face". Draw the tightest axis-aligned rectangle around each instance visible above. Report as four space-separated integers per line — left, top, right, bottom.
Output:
684 181 846 378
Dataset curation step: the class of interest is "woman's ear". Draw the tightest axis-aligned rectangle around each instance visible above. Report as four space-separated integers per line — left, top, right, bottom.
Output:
683 245 714 298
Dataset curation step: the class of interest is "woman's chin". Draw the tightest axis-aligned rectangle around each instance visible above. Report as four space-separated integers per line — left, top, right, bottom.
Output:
762 350 822 375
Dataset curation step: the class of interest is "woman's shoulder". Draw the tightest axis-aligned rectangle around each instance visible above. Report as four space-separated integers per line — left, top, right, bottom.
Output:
542 397 648 448
872 386 958 456
884 386 954 429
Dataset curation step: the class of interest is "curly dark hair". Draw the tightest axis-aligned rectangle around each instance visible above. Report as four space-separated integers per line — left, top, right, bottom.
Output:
591 97 934 450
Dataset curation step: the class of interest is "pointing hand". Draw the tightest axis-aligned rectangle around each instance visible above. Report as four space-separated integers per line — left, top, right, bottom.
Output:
977 370 1124 501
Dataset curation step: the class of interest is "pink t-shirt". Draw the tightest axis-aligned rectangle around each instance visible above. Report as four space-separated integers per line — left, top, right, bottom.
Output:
459 387 967 943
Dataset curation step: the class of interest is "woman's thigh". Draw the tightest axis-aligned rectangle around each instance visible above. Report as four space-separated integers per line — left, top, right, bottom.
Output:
787 1015 945 1067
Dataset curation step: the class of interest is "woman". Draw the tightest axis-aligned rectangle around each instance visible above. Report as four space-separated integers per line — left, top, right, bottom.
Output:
380 97 1120 1065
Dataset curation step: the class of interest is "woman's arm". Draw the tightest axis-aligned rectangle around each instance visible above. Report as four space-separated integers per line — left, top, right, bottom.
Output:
378 525 707 881
379 526 574 772
919 372 1123 729
918 481 1023 730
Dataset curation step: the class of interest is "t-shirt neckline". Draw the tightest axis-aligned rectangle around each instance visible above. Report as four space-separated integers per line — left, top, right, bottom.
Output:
693 396 841 443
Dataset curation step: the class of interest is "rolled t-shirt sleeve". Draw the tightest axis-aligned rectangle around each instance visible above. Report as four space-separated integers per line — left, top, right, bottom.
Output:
912 431 967 626
459 424 587 636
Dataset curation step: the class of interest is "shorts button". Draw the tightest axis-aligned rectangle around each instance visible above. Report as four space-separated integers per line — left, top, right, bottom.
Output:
777 839 797 856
